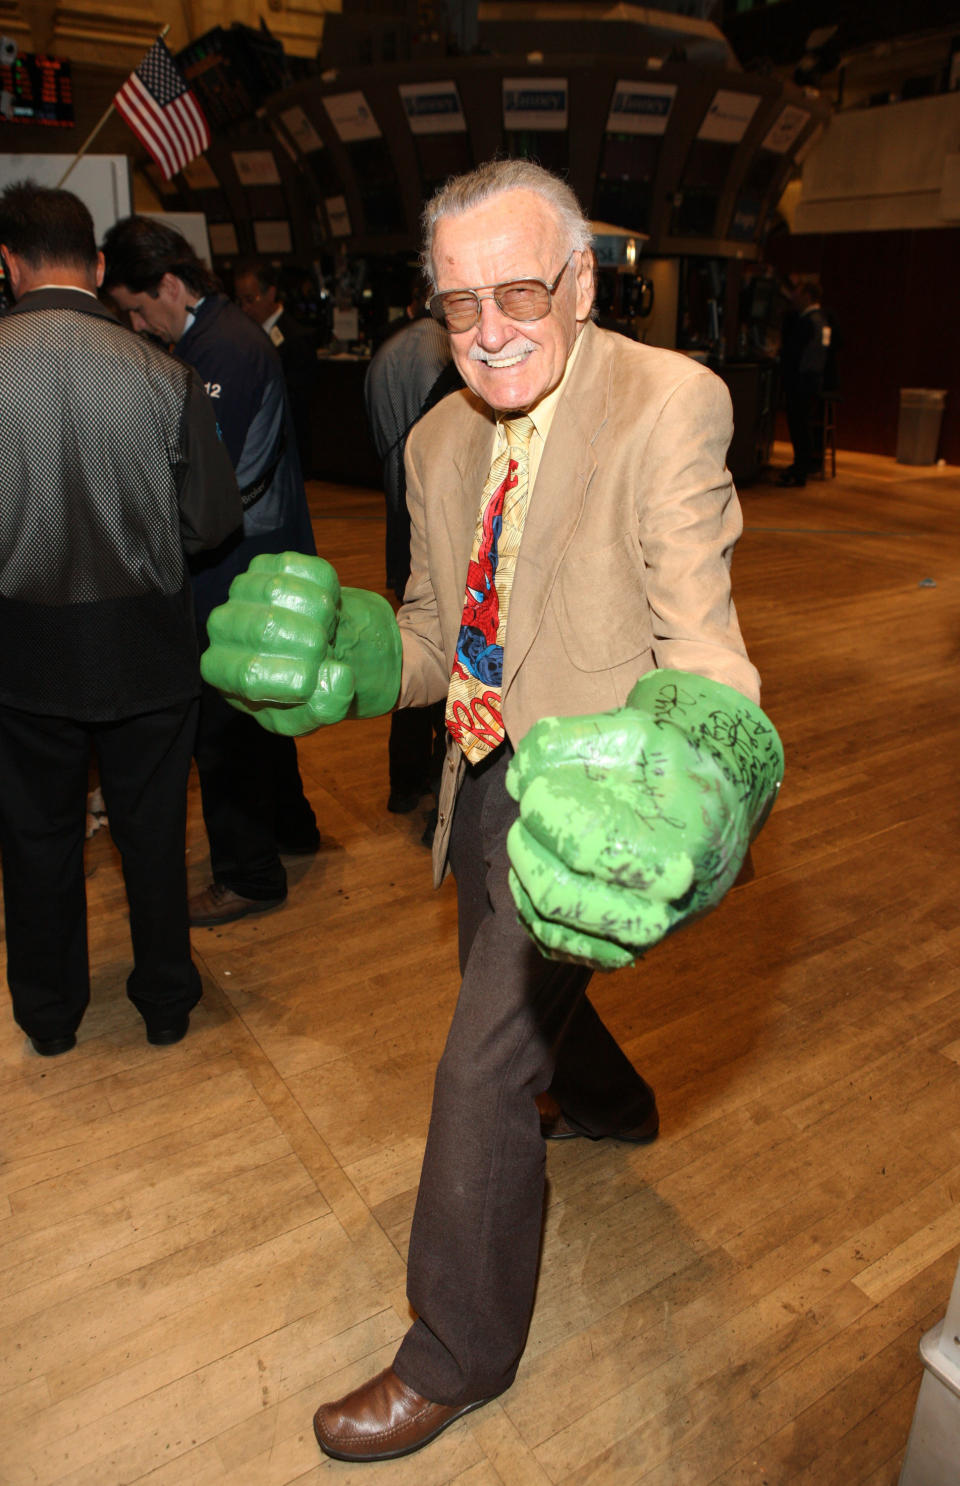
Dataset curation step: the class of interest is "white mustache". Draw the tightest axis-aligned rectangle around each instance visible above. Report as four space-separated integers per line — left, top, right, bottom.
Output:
468 339 537 365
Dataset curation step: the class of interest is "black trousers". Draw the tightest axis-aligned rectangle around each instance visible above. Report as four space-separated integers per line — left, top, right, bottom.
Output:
193 680 317 900
785 372 821 482
388 701 446 797
0 699 202 1040
394 744 652 1405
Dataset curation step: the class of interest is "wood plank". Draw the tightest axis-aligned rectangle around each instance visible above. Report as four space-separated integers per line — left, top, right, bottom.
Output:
1 453 959 1484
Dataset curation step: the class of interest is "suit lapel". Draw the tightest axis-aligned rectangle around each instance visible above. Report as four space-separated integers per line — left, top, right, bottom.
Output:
502 323 612 696
432 393 495 656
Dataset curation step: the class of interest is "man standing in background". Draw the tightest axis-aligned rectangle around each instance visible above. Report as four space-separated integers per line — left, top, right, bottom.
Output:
778 273 829 488
0 182 241 1054
234 257 317 476
101 218 320 927
364 310 461 829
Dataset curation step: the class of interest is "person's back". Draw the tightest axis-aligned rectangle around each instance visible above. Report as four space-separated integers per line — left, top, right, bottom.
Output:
0 180 241 1058
0 299 220 717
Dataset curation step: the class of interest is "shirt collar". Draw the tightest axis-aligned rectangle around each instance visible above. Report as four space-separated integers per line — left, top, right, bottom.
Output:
262 305 283 335
179 295 206 341
32 283 98 299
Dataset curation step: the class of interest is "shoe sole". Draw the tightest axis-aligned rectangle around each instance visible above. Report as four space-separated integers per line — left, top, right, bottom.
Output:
314 1395 494 1462
542 1116 660 1144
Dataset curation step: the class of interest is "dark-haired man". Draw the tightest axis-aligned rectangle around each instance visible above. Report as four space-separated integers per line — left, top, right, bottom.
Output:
234 257 317 473
102 217 320 925
0 182 241 1054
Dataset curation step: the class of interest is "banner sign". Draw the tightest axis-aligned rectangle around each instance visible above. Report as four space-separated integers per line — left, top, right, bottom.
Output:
324 91 380 143
280 104 324 154
503 78 568 131
606 80 676 136
698 90 760 143
762 105 811 154
399 81 466 135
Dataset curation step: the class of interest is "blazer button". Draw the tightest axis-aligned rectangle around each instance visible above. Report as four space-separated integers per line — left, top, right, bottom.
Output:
438 812 446 827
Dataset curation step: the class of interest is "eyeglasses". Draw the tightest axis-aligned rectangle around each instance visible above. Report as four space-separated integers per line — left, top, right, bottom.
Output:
428 253 575 332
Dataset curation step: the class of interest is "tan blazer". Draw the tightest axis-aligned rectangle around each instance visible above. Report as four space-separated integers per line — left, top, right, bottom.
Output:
397 320 760 883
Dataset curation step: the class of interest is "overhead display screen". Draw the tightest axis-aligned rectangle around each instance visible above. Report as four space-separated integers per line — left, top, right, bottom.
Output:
0 53 74 127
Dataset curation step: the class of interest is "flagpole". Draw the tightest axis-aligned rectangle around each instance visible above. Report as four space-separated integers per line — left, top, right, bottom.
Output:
56 22 171 189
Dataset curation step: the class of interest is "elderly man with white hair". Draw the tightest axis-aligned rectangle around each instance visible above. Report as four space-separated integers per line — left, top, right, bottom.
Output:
202 158 784 1461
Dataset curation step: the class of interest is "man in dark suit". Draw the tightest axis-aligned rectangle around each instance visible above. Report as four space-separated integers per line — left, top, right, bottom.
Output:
364 313 461 825
102 220 320 928
234 258 317 476
201 159 784 1461
778 273 829 487
0 182 241 1053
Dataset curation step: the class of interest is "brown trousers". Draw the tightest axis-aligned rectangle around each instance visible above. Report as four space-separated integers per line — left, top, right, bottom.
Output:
393 743 652 1405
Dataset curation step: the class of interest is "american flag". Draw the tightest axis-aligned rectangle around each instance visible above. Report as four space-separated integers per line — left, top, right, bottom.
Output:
114 38 210 181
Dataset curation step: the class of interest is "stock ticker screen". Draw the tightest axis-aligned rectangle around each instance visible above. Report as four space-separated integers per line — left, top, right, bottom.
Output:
0 53 75 127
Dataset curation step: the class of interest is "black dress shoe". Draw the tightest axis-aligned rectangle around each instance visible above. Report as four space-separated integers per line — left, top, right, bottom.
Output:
543 1106 660 1143
146 1015 189 1047
537 1084 660 1143
30 1033 77 1057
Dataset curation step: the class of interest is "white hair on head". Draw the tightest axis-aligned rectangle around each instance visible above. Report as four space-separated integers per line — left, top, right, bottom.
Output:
421 158 594 289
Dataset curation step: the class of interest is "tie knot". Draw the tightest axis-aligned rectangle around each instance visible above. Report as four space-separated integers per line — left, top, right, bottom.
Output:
503 415 535 451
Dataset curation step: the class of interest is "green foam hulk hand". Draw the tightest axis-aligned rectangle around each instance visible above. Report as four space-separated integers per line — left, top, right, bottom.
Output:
199 551 401 735
504 670 784 970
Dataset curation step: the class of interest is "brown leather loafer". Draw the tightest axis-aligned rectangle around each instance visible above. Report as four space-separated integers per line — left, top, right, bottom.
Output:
188 882 285 927
313 1366 494 1462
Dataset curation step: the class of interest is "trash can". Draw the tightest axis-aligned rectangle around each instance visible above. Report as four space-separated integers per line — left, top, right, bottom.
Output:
896 388 947 465
899 1256 960 1484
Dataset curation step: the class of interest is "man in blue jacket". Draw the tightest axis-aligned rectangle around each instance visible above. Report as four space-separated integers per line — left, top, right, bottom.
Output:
102 218 320 926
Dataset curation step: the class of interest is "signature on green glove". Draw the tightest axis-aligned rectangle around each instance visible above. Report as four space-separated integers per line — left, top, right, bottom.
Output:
200 552 401 736
505 671 784 971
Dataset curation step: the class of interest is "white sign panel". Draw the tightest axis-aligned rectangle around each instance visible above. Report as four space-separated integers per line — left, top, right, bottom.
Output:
399 81 467 135
208 222 239 256
503 78 568 132
698 90 760 144
333 306 359 341
606 80 676 136
762 105 811 155
231 150 281 187
0 153 131 243
325 195 351 237
280 104 324 154
323 91 380 143
142 212 212 267
254 220 292 254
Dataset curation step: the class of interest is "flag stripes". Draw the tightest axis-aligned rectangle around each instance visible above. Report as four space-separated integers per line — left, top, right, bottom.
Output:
114 39 210 181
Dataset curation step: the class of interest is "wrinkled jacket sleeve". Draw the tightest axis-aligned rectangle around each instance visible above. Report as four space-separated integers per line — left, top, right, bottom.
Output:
396 440 450 709
639 370 760 703
176 371 243 555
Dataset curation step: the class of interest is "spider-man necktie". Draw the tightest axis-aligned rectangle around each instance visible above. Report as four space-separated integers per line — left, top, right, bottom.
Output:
445 415 535 764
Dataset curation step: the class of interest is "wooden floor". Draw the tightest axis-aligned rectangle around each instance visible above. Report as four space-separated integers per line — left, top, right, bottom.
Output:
2 444 959 1486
